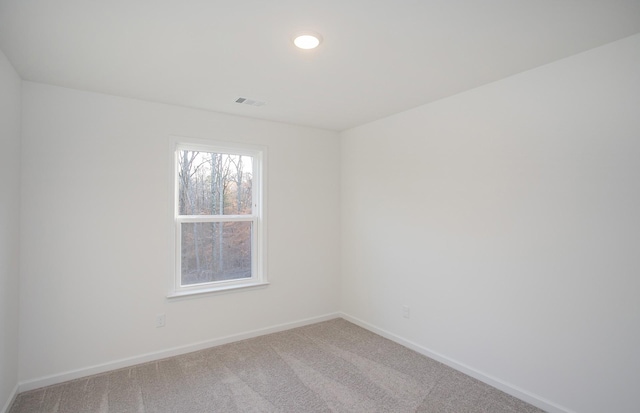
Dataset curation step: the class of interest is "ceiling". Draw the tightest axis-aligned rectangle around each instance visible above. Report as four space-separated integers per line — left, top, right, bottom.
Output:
1 0 639 131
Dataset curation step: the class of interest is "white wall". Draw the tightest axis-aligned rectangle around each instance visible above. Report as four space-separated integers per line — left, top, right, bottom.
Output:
19 83 341 384
341 34 640 413
0 49 21 411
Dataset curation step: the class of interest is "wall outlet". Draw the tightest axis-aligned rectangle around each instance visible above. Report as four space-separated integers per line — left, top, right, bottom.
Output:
402 305 410 319
156 313 166 328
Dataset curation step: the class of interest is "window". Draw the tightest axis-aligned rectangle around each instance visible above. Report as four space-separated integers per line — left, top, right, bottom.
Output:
169 138 266 297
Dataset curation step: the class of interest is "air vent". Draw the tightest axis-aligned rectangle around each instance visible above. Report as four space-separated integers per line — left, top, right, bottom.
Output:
235 97 266 107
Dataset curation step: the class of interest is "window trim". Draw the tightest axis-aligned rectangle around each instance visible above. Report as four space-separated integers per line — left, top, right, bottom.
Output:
167 136 267 298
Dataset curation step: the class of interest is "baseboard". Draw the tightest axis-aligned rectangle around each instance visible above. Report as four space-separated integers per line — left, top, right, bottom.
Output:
1 384 19 413
18 312 341 393
340 312 575 413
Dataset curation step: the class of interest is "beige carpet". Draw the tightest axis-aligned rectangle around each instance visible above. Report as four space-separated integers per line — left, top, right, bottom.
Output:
9 318 544 412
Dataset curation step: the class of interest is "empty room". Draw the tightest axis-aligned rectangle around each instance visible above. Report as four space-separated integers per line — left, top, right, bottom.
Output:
1 1 639 412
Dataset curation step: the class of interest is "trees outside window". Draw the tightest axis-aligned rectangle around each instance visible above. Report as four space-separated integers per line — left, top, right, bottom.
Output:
170 140 266 297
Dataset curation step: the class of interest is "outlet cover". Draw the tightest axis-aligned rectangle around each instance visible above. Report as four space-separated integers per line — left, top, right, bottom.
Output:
402 305 410 319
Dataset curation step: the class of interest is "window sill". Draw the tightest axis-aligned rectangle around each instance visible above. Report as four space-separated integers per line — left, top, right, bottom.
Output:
167 281 270 300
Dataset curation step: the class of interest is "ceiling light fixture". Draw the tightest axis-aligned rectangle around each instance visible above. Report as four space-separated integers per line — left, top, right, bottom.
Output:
293 32 322 50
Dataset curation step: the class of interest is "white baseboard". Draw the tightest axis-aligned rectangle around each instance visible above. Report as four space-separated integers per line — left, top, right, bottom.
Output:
340 312 574 413
18 312 341 393
1 384 19 413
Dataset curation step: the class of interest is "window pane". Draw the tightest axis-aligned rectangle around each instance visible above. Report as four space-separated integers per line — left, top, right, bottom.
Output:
177 150 253 215
181 221 252 285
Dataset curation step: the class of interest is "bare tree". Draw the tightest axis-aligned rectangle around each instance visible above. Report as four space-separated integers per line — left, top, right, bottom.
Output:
229 156 245 214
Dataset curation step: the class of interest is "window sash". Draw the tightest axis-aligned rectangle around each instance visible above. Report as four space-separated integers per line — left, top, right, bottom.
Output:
176 217 258 289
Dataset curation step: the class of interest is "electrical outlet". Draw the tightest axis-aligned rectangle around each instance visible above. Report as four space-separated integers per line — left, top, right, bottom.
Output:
402 305 410 319
156 313 166 328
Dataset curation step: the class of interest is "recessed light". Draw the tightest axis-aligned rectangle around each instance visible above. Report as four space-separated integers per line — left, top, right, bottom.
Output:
293 32 322 50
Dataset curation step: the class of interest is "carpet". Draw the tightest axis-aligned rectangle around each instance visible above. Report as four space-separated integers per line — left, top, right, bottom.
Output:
9 318 544 412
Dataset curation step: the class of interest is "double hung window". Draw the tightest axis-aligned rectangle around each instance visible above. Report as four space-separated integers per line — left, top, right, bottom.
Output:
169 139 266 297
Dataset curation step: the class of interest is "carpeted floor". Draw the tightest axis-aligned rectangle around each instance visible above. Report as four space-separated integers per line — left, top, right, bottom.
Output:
9 318 545 412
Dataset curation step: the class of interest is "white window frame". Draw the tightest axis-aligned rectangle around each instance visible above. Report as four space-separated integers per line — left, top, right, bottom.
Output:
167 137 267 298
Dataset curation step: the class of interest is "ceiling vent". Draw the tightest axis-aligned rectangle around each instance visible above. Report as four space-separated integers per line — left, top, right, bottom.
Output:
235 97 266 107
